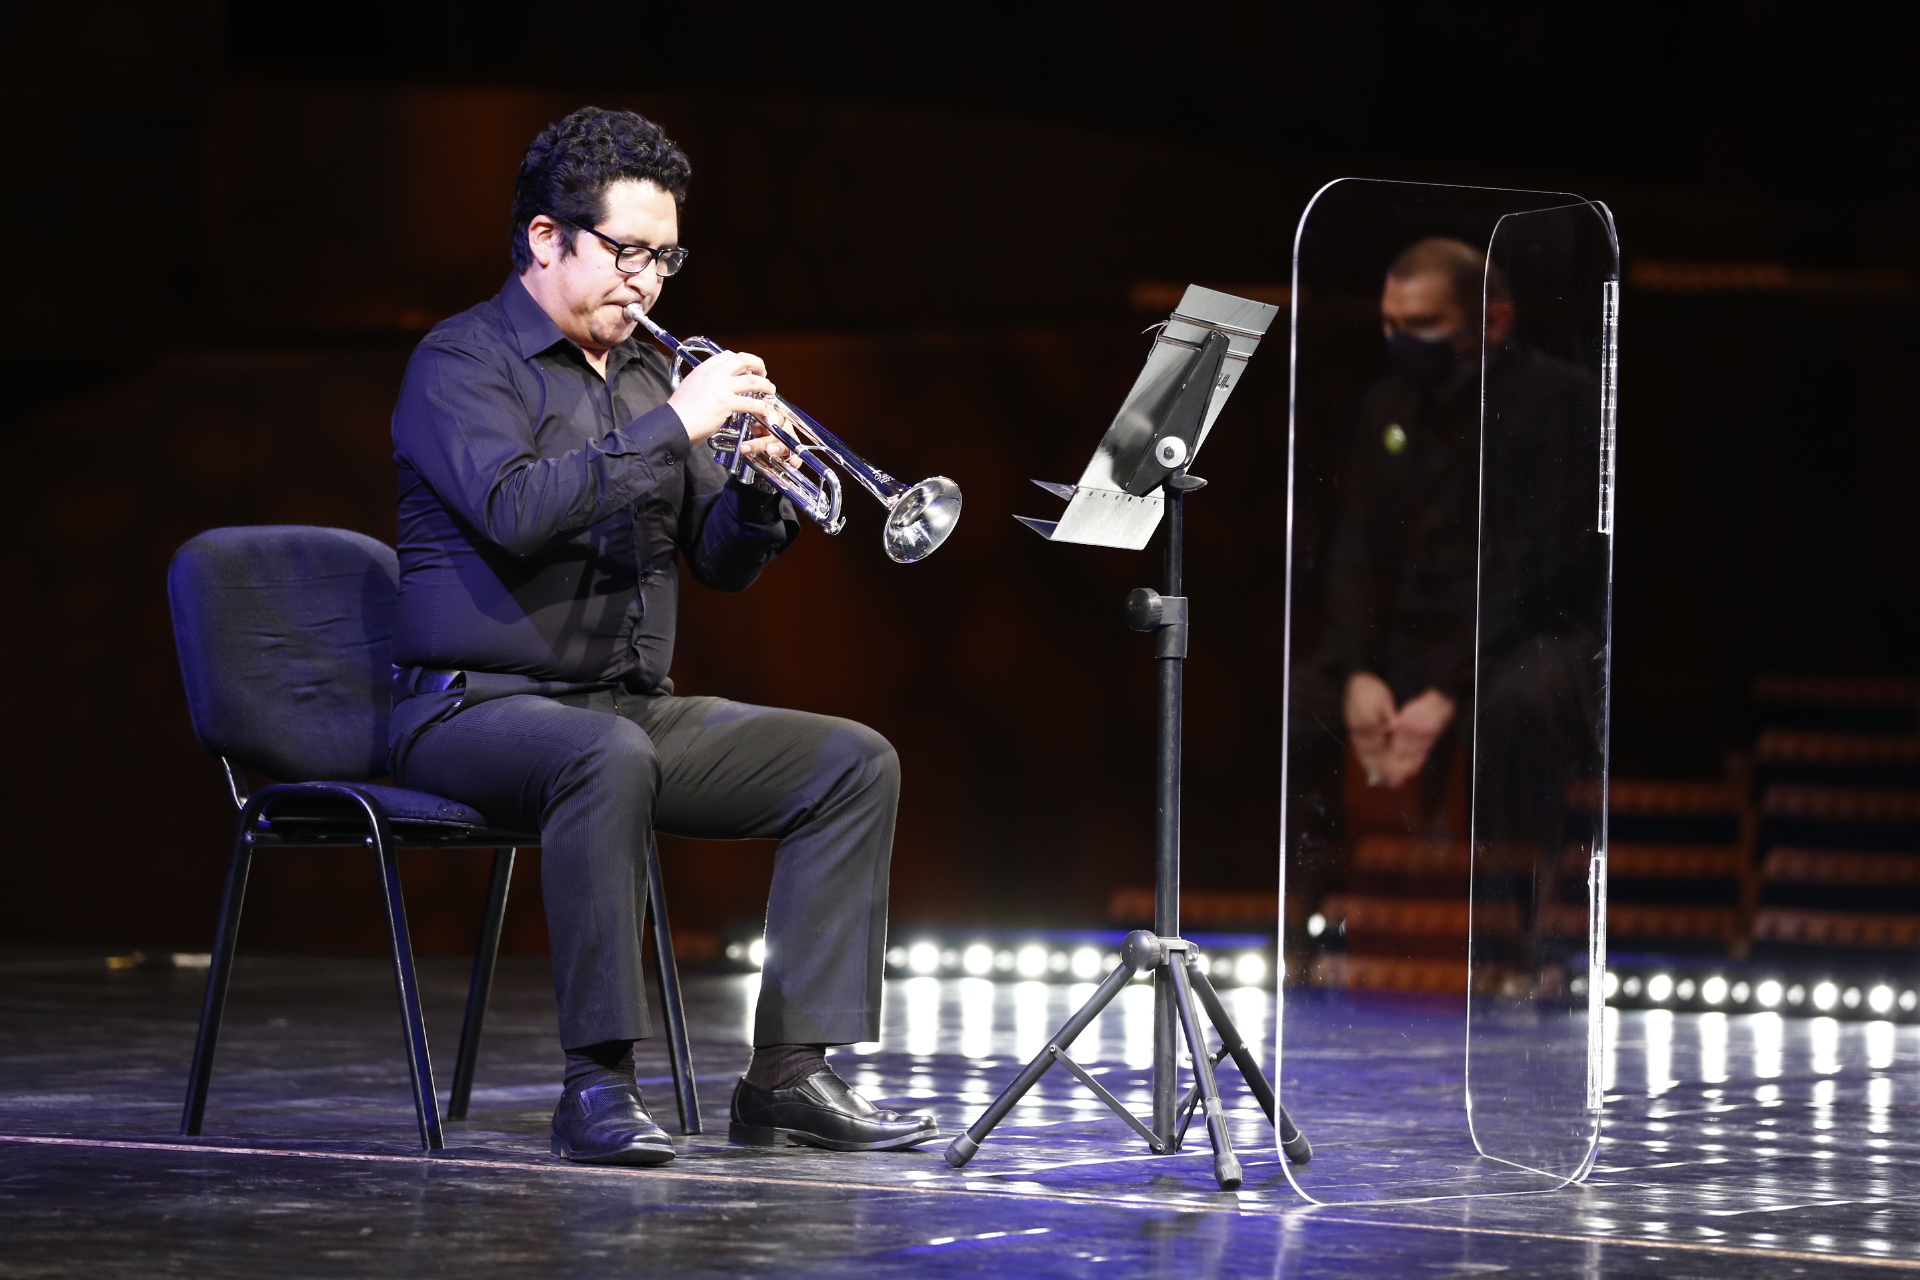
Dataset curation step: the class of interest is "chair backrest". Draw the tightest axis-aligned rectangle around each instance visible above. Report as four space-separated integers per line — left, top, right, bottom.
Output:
168 526 398 783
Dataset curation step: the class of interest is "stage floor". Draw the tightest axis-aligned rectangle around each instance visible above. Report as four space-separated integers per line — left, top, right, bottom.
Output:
2 955 1917 1277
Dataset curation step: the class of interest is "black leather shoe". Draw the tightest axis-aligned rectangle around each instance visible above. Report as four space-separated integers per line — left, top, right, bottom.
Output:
551 1081 676 1166
729 1070 938 1151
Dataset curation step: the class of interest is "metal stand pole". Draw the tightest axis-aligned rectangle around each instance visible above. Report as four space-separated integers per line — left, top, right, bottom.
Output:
947 475 1310 1191
1152 487 1185 1143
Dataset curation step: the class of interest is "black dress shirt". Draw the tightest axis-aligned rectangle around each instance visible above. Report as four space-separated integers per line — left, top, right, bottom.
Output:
1319 344 1593 706
390 275 798 693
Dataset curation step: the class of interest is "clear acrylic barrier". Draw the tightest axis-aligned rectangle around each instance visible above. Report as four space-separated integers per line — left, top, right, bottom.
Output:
1278 180 1617 1201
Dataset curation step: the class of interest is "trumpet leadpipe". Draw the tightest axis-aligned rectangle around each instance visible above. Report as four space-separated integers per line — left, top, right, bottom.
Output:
623 304 961 563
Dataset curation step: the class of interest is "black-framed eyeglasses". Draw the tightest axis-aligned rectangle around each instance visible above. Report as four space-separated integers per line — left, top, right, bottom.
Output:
564 218 691 277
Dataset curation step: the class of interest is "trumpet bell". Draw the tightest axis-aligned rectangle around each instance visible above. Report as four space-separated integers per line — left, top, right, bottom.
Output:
883 476 963 564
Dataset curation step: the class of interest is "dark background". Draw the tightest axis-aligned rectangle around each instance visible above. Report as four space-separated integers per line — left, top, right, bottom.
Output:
2 1 1914 954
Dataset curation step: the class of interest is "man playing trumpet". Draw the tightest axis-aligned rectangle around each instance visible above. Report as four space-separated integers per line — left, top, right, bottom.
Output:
387 105 934 1164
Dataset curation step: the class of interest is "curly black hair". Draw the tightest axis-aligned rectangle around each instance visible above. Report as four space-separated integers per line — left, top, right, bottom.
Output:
510 106 691 273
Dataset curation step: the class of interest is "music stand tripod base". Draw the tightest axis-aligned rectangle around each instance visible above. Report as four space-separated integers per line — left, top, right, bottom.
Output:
944 930 1310 1190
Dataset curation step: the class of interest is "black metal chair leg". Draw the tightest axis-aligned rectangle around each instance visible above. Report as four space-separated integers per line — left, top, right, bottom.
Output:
644 834 701 1135
447 847 515 1121
181 827 256 1136
369 817 444 1151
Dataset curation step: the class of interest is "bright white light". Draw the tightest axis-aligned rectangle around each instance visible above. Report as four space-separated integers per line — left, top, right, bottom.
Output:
903 976 940 1056
1757 980 1784 1008
1868 1018 1896 1070
1676 978 1697 1001
1016 945 1048 978
1622 976 1643 997
1755 1013 1784 1079
1012 980 1050 1058
726 942 744 961
1812 1017 1841 1074
1700 1010 1729 1083
962 944 994 976
908 942 940 975
1787 984 1806 1006
1210 955 1233 979
1843 987 1863 1009
1070 947 1103 980
1646 973 1674 1003
1047 951 1069 974
1814 981 1839 1011
1234 953 1268 987
1121 982 1156 1067
1870 985 1895 1014
1306 913 1326 938
1701 976 1729 1005
1732 981 1751 1003
994 950 1014 972
886 946 907 968
747 937 767 968
1902 990 1917 1012
1603 971 1620 999
940 950 960 970
1645 1008 1676 1096
958 975 994 1059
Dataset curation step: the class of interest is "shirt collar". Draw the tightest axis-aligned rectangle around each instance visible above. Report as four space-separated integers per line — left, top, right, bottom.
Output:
500 273 651 373
501 273 571 361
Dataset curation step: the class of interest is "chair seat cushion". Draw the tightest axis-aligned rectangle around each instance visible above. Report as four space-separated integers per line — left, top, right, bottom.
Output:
257 782 492 829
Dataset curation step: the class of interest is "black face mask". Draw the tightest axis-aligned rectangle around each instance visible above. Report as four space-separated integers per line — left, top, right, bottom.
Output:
1386 328 1461 388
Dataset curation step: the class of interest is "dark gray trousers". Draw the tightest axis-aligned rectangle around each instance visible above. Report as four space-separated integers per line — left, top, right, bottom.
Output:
394 688 898 1050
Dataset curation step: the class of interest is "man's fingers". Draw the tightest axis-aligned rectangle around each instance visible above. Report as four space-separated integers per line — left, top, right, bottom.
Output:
1382 732 1436 786
731 396 790 428
705 350 767 378
727 374 776 399
738 435 794 464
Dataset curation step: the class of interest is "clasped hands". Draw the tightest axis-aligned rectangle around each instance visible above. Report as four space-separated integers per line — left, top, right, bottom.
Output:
665 348 796 468
1343 672 1456 790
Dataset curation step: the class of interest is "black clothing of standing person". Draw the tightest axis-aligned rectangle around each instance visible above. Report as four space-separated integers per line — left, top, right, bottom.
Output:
1292 239 1596 861
387 107 936 1165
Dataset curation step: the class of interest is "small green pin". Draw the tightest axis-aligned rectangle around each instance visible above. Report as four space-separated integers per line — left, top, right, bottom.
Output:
1383 423 1408 455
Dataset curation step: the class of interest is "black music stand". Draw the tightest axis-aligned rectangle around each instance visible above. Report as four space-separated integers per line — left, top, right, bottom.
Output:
946 288 1311 1191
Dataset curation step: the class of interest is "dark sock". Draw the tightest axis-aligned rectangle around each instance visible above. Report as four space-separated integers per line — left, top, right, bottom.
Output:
745 1043 829 1091
563 1039 636 1093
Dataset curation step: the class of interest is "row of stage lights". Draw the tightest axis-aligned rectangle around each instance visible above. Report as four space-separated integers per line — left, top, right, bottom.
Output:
723 935 1273 987
1601 967 1920 1019
720 938 1917 1013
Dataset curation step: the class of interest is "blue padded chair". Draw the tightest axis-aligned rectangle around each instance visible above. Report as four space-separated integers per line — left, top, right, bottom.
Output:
168 525 699 1149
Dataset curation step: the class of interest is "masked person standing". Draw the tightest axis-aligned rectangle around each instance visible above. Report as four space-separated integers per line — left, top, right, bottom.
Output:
1293 237 1597 879
386 106 937 1166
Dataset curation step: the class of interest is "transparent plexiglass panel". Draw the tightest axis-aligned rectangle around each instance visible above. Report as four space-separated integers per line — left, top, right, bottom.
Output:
1278 179 1617 1201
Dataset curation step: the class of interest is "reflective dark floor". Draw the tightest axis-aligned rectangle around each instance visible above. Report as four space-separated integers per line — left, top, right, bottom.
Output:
3 954 1919 1277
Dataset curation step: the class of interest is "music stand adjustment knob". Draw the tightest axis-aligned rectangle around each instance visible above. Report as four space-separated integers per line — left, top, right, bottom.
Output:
1125 588 1164 631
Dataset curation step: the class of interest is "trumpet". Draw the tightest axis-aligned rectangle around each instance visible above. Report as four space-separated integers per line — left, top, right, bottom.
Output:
625 304 961 564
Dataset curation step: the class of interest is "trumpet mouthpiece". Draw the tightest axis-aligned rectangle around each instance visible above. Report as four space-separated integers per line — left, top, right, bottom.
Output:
623 302 647 323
